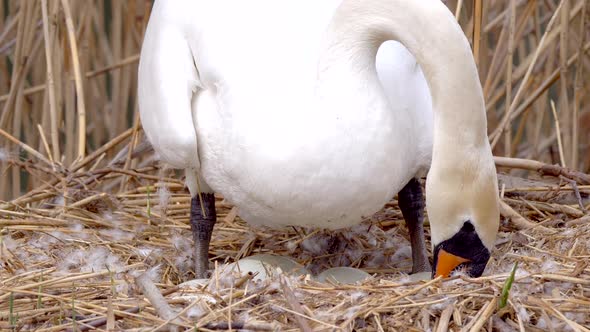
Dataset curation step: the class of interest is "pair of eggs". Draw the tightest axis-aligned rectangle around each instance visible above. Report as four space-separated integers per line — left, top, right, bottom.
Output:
183 254 431 286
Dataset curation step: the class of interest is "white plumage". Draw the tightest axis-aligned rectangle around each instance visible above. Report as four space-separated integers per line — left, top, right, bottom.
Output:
140 0 434 228
139 0 500 277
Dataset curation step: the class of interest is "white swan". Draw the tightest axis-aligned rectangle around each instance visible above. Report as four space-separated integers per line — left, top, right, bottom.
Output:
138 0 500 278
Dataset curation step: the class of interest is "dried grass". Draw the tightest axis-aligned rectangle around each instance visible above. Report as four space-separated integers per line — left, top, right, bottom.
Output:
1 0 589 330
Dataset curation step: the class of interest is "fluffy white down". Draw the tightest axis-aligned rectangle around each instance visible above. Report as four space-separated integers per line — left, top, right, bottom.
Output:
140 0 432 229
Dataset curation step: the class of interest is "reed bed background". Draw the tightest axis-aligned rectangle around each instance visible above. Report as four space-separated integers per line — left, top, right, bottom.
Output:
0 0 589 330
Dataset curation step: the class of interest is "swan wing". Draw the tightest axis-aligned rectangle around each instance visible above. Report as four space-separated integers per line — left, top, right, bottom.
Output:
138 1 200 170
376 41 434 172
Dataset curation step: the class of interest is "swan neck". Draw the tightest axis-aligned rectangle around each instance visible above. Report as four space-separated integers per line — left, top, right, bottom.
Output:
325 0 488 148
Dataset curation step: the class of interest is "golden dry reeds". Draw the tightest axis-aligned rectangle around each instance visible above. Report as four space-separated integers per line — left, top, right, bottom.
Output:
0 0 589 330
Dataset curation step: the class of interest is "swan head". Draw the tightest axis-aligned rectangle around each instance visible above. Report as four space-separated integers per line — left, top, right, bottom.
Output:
426 151 500 278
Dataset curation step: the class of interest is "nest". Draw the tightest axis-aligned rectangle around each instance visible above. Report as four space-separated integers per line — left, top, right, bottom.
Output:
1 135 590 331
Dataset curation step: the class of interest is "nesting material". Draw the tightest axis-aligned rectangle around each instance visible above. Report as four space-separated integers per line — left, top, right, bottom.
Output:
1 141 590 331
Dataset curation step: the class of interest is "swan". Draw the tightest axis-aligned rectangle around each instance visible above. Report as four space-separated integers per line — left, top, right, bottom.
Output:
138 0 500 279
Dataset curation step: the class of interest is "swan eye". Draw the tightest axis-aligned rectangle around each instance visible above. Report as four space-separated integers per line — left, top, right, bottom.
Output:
453 262 469 274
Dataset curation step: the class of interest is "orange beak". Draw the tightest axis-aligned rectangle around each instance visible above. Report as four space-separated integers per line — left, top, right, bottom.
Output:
434 249 471 278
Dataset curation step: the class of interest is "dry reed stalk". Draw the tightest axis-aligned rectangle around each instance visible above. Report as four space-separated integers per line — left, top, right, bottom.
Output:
482 4 509 100
466 297 498 332
559 0 572 166
473 0 483 66
41 0 60 162
0 128 52 166
551 99 567 167
136 272 183 332
504 0 517 157
1 1 32 199
571 0 587 169
499 199 552 232
280 275 314 331
37 124 54 165
60 0 87 162
119 109 142 193
454 0 464 19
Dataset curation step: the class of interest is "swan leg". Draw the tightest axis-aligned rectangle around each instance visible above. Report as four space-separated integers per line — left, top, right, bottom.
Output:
190 193 217 278
398 178 432 273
